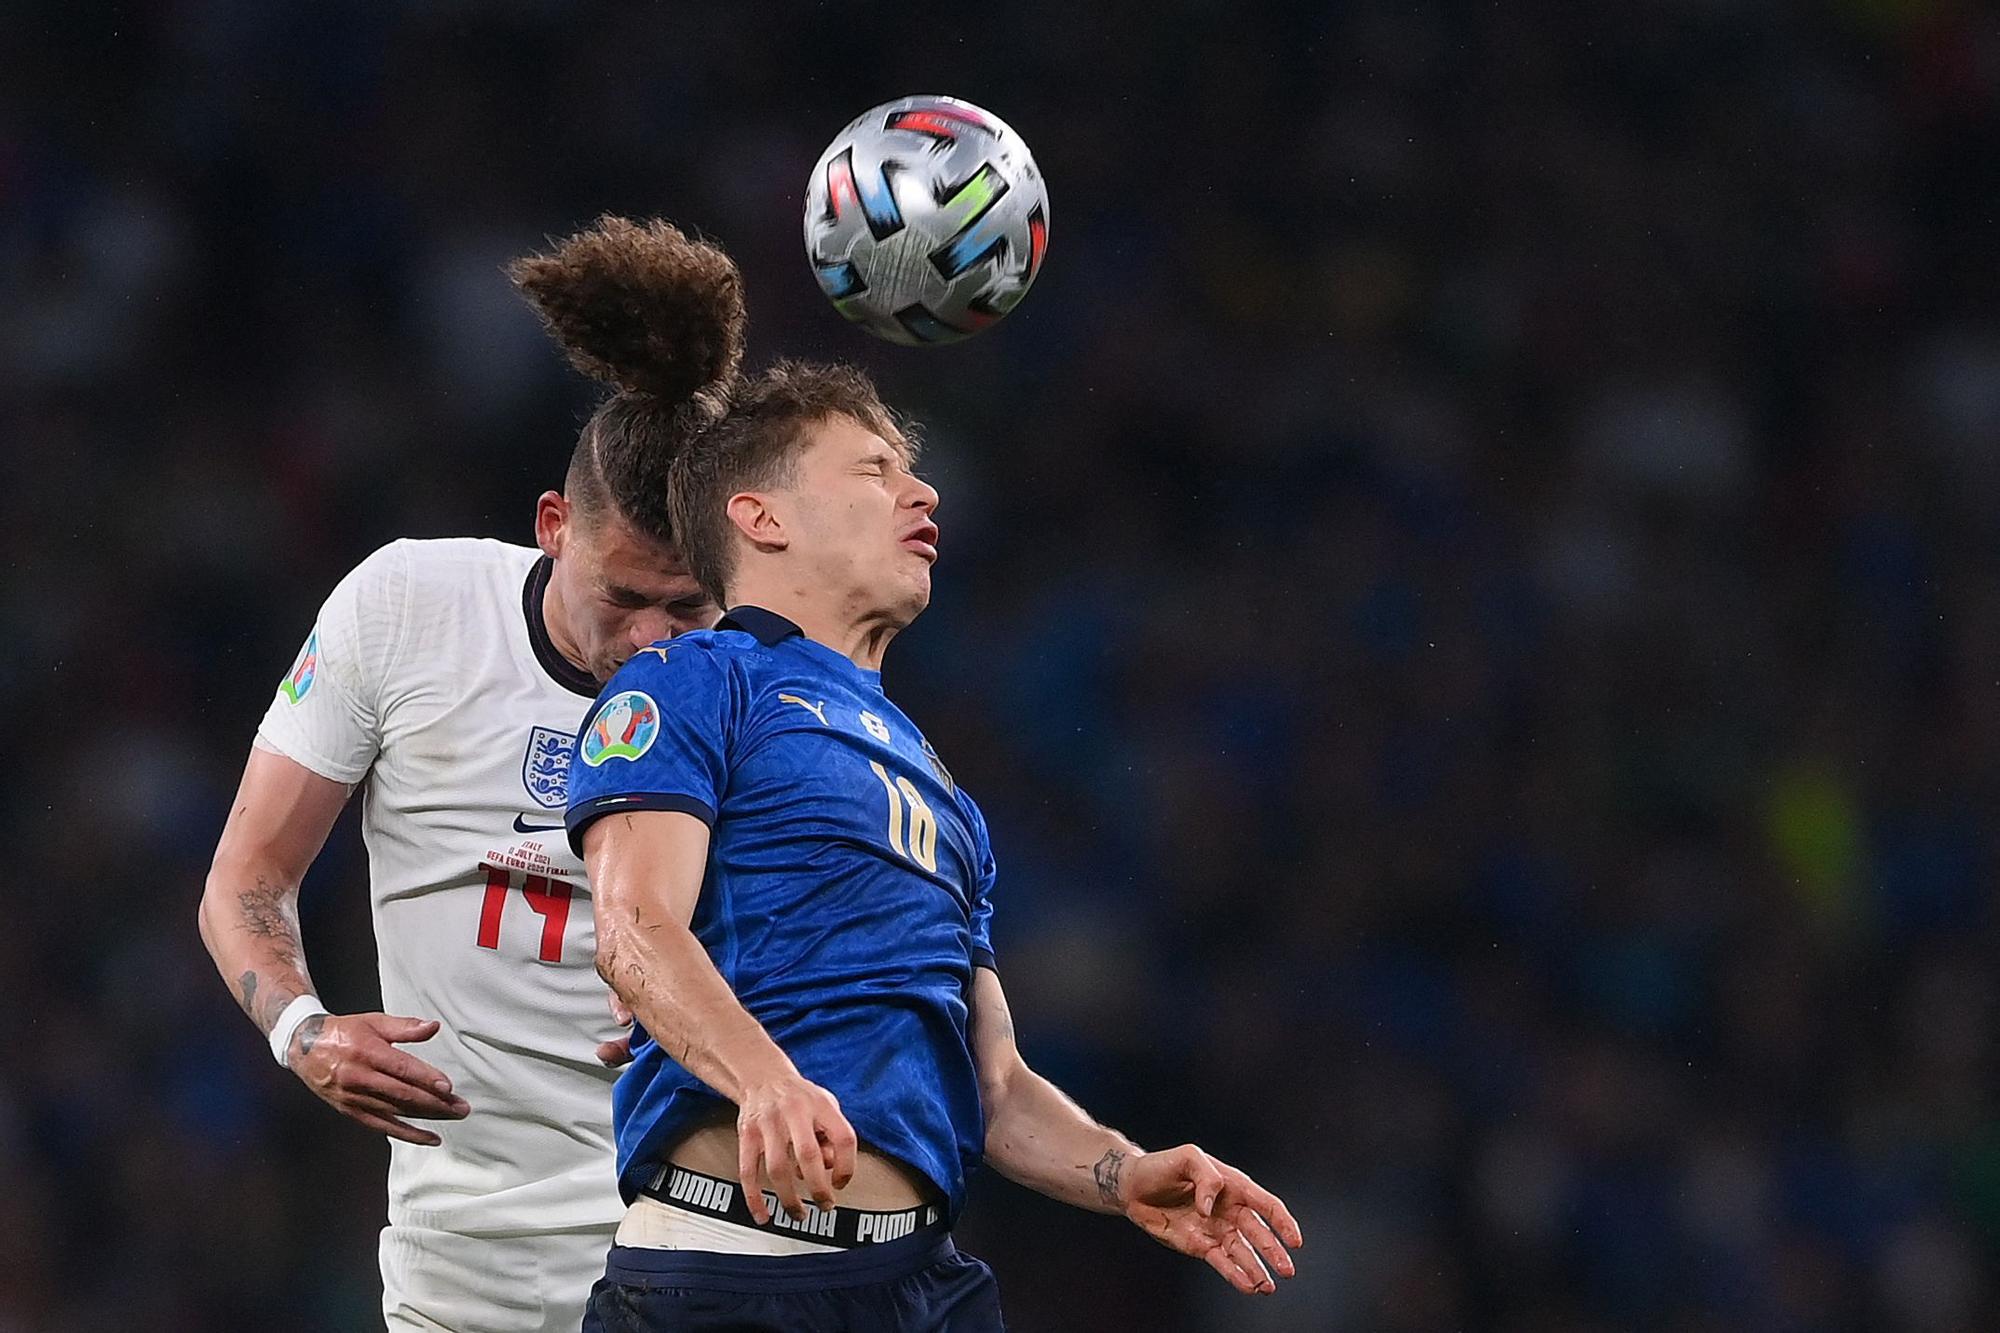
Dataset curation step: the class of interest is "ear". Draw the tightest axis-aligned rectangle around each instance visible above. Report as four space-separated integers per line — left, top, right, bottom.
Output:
534 491 570 559
725 491 790 554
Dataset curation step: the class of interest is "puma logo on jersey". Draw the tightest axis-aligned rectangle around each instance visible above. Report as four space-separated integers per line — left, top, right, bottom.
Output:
634 645 673 664
779 694 829 725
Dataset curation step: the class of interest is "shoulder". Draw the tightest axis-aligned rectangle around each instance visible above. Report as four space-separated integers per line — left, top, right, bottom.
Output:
394 537 538 602
590 628 789 732
327 536 531 604
613 627 773 687
596 628 748 700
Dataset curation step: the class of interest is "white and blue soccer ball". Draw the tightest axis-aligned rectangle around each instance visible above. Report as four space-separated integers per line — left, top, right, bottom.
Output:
804 95 1049 346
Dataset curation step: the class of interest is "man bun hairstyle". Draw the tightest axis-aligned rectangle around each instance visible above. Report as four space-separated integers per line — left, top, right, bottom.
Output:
670 359 917 606
509 215 748 543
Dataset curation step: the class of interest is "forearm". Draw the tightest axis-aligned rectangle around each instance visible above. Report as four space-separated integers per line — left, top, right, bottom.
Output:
983 1064 1141 1214
596 910 796 1103
198 856 319 1035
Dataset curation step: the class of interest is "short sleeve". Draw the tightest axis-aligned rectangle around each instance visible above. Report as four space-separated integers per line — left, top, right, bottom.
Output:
254 541 411 784
960 792 999 972
566 641 735 854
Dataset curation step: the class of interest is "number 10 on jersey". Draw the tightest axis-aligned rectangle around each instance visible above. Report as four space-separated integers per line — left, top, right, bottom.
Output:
870 760 938 872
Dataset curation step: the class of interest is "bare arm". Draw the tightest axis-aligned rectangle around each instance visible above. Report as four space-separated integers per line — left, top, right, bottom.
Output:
970 966 1304 1295
198 746 345 1035
198 745 468 1144
583 809 858 1221
968 966 1141 1213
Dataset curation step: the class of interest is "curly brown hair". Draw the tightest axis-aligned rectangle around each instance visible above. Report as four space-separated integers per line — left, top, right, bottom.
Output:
508 215 747 543
668 359 918 606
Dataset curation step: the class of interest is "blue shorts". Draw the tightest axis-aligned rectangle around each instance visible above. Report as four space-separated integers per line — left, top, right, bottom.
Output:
581 1228 1005 1332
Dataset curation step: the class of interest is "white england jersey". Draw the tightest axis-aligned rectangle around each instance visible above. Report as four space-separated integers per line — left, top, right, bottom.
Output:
256 537 624 1251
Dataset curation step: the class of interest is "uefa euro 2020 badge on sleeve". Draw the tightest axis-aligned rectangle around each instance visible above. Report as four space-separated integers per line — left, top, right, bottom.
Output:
581 691 660 767
280 631 319 704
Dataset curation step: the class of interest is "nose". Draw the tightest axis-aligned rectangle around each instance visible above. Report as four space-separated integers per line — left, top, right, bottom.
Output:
907 473 939 514
627 610 673 651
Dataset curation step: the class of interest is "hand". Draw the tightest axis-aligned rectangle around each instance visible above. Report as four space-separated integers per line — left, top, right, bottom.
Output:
596 993 635 1068
288 1012 472 1146
1110 1144 1303 1295
734 1072 859 1224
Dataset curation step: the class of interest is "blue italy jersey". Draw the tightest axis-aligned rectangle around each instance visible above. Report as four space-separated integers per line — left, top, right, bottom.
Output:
565 607 998 1220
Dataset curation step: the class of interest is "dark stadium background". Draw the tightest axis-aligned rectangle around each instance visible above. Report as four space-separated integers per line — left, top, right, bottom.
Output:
6 3 1999 1329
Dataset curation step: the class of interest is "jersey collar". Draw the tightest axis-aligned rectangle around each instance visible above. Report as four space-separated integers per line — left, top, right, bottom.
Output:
522 556 600 699
717 605 805 647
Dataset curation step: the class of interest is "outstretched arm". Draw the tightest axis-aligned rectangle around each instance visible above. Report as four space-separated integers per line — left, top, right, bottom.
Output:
970 966 1303 1295
198 744 469 1144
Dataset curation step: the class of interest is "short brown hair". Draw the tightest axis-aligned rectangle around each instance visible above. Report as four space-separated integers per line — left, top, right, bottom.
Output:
508 215 747 544
668 360 917 605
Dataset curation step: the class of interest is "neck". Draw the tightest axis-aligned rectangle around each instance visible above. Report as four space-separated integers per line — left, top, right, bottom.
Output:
731 578 900 672
540 566 593 675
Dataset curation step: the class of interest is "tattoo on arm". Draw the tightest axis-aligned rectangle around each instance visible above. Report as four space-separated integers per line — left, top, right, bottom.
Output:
237 968 297 1033
237 876 294 938
294 1013 328 1059
1093 1147 1128 1209
238 876 303 962
231 875 307 1032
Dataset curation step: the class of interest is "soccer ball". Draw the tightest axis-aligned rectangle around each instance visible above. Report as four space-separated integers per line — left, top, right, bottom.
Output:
804 95 1049 346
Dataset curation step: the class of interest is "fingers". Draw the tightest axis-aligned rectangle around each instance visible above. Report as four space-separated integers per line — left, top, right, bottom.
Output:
371 1047 458 1100
784 1105 836 1212
370 1014 442 1044
1201 1236 1268 1295
339 1095 445 1147
363 1015 455 1096
1229 1206 1298 1281
1224 1230 1276 1294
1185 1154 1227 1218
340 1020 460 1103
1220 1165 1304 1249
348 1067 470 1120
738 1124 773 1226
767 1132 808 1222
596 1037 634 1068
824 1115 859 1192
352 1108 444 1147
609 995 634 1027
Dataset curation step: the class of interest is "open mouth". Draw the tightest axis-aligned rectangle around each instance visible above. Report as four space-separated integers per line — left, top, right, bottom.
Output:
900 521 940 563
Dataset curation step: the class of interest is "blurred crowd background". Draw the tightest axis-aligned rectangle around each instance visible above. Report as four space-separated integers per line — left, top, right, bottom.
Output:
5 2 1999 1329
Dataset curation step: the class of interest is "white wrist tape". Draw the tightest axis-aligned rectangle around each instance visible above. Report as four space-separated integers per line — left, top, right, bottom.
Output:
269 995 330 1067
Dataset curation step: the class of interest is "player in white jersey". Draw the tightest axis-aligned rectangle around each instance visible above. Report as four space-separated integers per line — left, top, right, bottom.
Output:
197 217 748 1331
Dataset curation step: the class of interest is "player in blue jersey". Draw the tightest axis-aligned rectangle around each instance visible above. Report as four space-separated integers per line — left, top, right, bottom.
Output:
566 362 1303 1330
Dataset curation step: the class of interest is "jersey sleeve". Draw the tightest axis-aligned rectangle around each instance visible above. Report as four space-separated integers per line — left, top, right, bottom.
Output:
565 641 736 854
253 541 412 784
959 792 999 972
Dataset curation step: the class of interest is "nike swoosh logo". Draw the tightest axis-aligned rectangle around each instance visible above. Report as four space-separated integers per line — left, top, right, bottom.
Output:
513 815 565 833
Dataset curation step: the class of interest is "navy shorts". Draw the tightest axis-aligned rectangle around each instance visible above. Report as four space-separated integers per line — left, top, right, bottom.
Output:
580 1228 1005 1332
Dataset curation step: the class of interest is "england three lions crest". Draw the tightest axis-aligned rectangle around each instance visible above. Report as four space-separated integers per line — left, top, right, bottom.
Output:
521 726 575 809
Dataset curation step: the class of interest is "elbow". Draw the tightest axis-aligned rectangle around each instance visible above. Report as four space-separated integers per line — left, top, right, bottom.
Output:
196 869 227 957
977 1054 1022 1124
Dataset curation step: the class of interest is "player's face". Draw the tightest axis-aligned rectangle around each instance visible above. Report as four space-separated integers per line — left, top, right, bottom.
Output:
783 416 940 626
537 493 715 680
